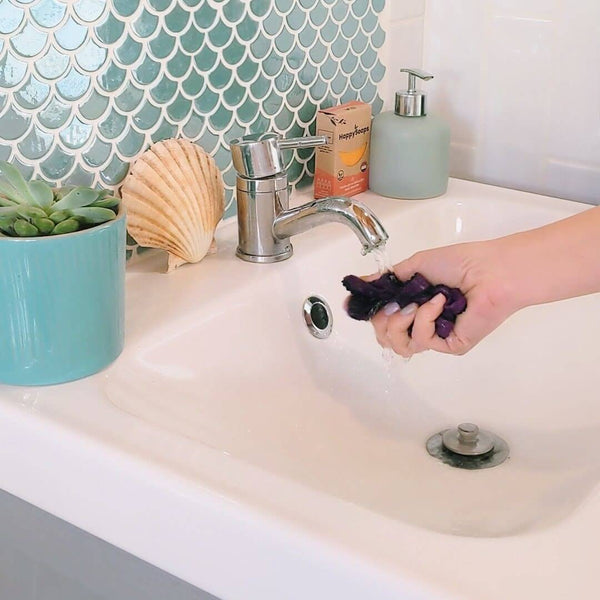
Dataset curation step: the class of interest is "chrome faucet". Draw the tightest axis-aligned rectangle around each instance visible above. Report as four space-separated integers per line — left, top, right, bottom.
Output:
229 132 389 263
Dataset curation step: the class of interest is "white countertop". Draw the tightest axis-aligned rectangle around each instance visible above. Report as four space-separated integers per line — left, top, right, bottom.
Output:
1 179 599 600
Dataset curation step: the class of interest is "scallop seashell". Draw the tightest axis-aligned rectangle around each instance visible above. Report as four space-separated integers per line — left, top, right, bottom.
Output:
121 138 225 272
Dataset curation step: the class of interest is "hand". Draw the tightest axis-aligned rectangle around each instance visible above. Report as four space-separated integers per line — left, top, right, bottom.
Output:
370 239 520 357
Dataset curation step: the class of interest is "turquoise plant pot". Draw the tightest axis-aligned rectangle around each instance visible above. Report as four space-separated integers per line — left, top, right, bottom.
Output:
0 210 126 386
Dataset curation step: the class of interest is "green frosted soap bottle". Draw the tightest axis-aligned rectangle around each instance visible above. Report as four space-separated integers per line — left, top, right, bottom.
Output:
370 68 450 199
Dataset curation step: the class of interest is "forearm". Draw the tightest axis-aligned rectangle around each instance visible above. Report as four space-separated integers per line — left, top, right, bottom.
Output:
498 206 600 309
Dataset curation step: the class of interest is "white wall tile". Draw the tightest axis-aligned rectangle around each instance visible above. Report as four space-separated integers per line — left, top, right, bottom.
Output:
390 0 426 21
423 0 600 204
423 0 486 145
546 160 600 205
380 9 425 110
489 0 561 20
387 19 424 89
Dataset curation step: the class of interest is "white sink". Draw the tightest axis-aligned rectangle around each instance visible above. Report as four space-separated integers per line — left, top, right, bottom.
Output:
1 179 599 600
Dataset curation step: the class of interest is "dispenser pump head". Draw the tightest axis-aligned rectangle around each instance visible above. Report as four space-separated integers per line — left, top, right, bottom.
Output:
395 68 434 117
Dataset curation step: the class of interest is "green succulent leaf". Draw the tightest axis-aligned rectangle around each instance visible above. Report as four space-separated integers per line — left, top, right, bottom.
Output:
13 219 39 237
0 206 18 216
91 196 120 210
0 214 16 232
69 207 116 224
16 206 47 220
0 195 18 207
52 187 101 211
51 218 80 235
49 210 70 224
28 180 54 208
0 161 38 206
53 186 75 201
32 217 55 234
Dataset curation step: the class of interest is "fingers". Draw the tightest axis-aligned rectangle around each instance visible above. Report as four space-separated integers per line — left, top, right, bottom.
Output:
371 294 452 357
386 303 418 357
409 293 449 353
371 301 416 351
371 306 393 348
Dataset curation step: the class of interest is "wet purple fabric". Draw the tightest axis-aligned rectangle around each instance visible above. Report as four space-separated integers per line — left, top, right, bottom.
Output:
342 272 467 339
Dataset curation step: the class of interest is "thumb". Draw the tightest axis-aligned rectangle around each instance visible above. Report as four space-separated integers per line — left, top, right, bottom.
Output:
392 252 423 281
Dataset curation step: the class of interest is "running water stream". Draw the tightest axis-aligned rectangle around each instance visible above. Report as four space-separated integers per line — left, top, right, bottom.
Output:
368 244 413 369
371 243 393 275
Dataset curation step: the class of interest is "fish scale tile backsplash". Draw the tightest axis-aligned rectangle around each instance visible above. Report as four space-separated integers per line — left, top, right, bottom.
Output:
0 0 386 218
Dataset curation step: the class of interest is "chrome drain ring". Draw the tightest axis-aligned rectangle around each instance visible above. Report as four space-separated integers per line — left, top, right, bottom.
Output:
427 423 509 470
303 296 333 339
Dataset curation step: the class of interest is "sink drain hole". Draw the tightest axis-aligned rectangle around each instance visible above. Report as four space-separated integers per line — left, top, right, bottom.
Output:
303 296 333 339
427 423 509 470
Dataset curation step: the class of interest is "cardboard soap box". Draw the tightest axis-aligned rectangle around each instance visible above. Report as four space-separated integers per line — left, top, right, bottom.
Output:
314 101 372 199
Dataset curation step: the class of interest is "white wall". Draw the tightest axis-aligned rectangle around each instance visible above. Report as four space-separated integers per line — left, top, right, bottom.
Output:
381 1 600 205
381 0 426 110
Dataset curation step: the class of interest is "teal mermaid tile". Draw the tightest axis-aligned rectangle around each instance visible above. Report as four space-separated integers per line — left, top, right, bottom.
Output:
181 69 204 96
0 2 24 34
82 138 111 168
114 37 142 66
59 117 93 150
34 46 69 80
222 0 245 23
207 20 233 48
80 89 111 120
113 0 137 18
193 2 216 29
133 101 161 130
10 22 47 58
149 28 176 60
115 84 144 113
166 51 191 78
14 76 50 110
248 0 270 18
54 16 88 50
40 147 75 179
180 25 204 53
0 106 30 140
17 127 53 161
55 68 91 101
235 15 259 42
166 93 192 122
37 98 70 129
73 0 106 23
31 0 67 29
0 53 27 88
117 129 145 157
132 9 158 38
95 12 125 45
164 3 189 33
76 40 108 72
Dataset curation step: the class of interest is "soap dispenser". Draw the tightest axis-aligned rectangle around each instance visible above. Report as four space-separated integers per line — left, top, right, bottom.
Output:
370 68 450 199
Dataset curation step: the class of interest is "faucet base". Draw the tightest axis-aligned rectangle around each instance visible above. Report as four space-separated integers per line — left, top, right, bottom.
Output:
235 244 293 263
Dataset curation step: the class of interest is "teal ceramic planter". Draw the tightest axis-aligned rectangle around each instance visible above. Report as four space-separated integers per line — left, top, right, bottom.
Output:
0 210 126 386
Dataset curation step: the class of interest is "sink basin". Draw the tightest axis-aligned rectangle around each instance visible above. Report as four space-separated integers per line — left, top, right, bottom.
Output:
2 179 599 600
106 180 600 538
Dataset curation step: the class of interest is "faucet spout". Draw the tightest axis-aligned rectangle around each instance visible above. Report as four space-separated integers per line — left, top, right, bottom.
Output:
273 196 389 255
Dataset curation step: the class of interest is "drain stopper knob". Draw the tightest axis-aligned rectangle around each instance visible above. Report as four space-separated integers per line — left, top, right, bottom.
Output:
458 423 479 444
442 422 495 456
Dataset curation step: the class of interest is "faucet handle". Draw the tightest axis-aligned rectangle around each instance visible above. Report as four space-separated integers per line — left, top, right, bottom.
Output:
278 135 328 150
230 133 327 179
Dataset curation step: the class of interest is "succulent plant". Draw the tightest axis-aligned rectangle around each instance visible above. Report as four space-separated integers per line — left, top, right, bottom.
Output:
0 161 120 237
